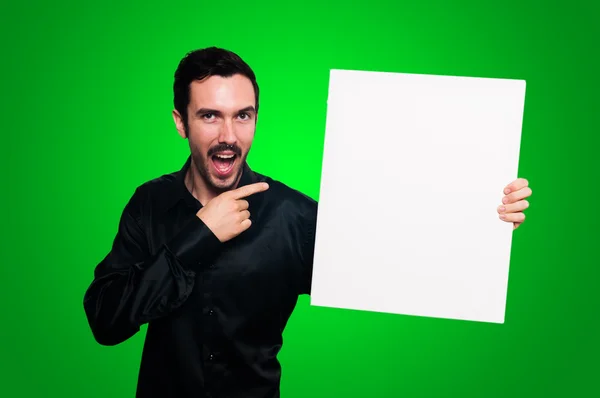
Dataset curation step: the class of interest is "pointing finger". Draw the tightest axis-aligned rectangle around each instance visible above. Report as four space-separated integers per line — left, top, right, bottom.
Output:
231 182 269 199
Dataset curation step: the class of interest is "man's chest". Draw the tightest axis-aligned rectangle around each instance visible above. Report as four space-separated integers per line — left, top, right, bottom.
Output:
148 205 305 301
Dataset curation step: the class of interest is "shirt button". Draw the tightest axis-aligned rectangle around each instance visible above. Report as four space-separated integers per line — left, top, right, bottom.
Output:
208 309 214 316
208 354 214 361
210 263 216 269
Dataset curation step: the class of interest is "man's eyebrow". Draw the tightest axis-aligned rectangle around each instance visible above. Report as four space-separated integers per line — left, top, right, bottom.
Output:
195 108 221 117
194 106 256 117
238 106 256 114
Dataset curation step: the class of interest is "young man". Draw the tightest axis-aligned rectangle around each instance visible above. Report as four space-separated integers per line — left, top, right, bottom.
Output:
83 47 532 398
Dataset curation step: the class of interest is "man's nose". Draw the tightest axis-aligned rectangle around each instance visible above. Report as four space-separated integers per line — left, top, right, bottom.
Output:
218 119 236 144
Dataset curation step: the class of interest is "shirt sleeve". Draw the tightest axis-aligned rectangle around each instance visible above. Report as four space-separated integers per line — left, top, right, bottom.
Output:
299 202 318 295
83 190 222 346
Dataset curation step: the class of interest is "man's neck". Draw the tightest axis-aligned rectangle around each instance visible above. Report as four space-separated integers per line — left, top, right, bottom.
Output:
185 163 217 206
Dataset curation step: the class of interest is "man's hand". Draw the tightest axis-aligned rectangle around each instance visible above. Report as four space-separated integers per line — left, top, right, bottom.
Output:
197 182 269 242
498 178 532 230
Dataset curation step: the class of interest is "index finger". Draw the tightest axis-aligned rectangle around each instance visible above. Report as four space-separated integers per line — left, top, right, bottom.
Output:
504 178 529 195
230 182 270 199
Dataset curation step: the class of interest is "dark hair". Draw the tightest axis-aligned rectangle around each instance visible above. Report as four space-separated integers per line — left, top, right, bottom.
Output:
173 47 260 130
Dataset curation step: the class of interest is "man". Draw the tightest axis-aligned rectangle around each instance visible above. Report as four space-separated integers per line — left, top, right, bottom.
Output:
83 47 532 398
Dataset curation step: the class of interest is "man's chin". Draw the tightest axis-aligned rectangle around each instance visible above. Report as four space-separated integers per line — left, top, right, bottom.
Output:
209 169 242 191
210 179 236 192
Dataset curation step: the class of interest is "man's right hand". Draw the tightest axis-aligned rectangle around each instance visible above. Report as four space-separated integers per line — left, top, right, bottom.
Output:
196 182 269 242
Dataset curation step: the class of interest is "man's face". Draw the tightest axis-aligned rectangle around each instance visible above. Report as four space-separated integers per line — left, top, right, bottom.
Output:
175 74 257 192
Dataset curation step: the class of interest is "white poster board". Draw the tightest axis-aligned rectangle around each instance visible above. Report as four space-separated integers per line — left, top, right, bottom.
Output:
309 69 526 324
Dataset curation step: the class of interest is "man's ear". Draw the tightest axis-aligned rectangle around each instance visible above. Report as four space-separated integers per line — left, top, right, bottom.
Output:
172 110 187 139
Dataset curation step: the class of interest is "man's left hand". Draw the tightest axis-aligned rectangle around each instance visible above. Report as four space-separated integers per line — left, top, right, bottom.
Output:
498 178 532 230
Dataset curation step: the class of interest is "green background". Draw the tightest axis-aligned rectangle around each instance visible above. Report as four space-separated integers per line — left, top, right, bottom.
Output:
2 0 598 397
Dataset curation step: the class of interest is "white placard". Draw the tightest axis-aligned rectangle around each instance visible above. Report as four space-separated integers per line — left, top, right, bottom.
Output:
309 69 526 324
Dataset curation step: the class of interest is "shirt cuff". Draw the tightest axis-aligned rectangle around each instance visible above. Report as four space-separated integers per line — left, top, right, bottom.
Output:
167 215 222 271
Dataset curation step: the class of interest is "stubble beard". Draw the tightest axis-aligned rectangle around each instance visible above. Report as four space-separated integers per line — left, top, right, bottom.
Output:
191 148 246 194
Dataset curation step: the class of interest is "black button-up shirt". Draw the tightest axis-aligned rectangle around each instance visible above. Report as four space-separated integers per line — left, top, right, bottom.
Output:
83 157 318 398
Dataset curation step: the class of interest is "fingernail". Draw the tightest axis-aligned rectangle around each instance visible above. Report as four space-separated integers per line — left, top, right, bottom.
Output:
498 206 506 212
500 214 506 220
502 197 509 204
504 188 511 194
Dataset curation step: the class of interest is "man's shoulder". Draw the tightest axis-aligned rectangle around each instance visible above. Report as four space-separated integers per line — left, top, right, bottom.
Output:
126 169 182 214
139 170 179 191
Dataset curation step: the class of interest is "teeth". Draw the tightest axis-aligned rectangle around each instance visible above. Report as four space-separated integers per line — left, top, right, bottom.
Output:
215 154 234 159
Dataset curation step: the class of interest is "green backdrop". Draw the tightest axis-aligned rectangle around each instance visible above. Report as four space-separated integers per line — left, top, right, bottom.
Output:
2 0 598 397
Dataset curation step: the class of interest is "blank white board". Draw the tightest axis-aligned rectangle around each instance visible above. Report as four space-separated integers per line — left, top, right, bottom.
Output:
309 69 526 324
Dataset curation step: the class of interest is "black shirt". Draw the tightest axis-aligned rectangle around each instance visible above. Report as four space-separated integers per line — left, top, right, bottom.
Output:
83 157 318 398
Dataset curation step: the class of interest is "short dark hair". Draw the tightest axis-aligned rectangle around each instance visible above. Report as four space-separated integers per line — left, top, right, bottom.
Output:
173 47 260 129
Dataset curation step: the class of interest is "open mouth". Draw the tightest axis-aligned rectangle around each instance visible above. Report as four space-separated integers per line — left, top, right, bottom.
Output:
211 152 237 176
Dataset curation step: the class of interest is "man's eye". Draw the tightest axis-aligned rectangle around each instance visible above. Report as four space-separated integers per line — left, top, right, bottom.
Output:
238 112 250 120
203 113 215 120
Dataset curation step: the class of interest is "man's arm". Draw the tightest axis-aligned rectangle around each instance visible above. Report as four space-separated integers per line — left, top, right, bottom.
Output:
83 191 221 346
298 202 318 296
